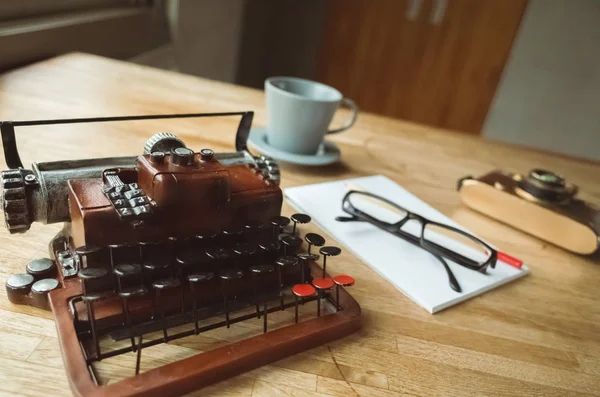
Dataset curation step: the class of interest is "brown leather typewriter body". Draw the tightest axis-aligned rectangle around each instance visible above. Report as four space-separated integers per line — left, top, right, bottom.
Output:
68 152 281 249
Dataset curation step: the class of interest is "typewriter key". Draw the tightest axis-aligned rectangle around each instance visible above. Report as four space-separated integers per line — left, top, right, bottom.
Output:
319 246 341 278
290 213 311 235
304 233 325 255
26 258 56 279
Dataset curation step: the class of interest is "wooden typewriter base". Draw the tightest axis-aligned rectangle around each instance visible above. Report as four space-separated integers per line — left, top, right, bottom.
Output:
49 261 361 397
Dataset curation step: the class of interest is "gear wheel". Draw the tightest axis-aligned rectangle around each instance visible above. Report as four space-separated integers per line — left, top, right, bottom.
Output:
143 132 186 155
0 169 30 234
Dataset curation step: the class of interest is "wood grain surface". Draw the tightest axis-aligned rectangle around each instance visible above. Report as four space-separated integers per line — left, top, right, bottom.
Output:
0 53 599 397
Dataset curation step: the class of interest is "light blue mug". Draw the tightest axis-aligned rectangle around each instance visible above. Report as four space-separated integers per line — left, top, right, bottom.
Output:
265 77 358 155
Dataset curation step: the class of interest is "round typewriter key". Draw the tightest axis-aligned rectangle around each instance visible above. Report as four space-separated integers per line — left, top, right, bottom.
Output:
333 275 355 312
31 278 59 294
152 277 183 341
114 263 142 278
275 256 298 310
31 278 59 310
281 235 302 256
312 277 335 317
297 252 319 283
26 258 56 279
78 267 108 280
6 273 35 304
319 246 341 278
304 233 325 255
188 272 215 333
292 284 317 323
233 242 257 256
270 215 290 239
249 265 275 320
290 213 311 235
259 240 280 252
219 269 244 328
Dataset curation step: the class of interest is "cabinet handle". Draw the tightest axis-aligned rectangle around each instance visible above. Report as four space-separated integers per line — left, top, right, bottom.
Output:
430 0 448 25
405 0 423 21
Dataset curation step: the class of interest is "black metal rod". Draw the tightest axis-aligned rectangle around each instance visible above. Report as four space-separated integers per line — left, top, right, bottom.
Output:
294 295 298 324
88 296 319 363
135 335 143 375
8 112 250 127
263 300 268 333
317 291 321 317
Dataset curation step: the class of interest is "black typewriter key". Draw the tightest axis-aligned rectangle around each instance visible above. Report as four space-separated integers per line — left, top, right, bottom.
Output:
290 213 311 235
31 278 59 309
129 196 149 207
124 189 144 200
249 265 274 331
108 191 124 200
195 233 217 248
176 249 206 275
79 266 111 359
6 273 34 304
245 220 264 232
244 220 264 242
188 272 214 334
233 242 257 257
232 242 257 269
78 267 109 280
304 233 325 255
219 269 244 328
152 277 183 342
118 285 147 350
118 207 135 218
132 204 152 217
281 235 302 256
270 216 290 239
26 258 57 280
297 253 319 284
275 256 298 310
128 183 139 190
319 246 342 278
114 185 131 193
113 199 130 208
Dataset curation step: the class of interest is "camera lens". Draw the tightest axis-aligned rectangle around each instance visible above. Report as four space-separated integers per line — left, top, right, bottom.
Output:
517 169 575 203
529 169 565 188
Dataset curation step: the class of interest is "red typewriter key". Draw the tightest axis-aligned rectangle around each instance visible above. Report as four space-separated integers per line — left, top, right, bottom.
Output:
312 277 334 317
333 275 355 312
292 284 317 323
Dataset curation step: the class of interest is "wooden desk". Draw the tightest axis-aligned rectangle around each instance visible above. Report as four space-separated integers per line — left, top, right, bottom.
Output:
0 53 599 397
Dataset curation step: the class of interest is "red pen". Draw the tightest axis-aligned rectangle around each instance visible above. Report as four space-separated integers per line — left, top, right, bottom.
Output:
497 251 523 269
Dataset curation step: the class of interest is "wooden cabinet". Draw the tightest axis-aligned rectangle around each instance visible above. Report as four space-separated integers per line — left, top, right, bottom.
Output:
317 0 528 134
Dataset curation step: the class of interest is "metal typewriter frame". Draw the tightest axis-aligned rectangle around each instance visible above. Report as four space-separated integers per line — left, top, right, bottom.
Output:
51 260 360 397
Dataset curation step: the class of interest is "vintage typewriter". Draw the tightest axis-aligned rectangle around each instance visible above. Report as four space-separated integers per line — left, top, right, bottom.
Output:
0 112 361 396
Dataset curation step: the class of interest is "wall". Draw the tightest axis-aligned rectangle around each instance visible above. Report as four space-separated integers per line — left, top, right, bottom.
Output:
483 0 600 161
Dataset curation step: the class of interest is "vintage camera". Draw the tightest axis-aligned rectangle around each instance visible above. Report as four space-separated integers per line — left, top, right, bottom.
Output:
458 169 600 255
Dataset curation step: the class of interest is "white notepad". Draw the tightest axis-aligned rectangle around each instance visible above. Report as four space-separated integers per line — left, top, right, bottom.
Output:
284 175 529 313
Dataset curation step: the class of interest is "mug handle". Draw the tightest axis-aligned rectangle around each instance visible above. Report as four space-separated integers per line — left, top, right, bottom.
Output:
328 98 359 134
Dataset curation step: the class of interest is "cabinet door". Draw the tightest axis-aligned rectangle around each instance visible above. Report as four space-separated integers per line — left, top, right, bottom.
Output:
317 0 527 134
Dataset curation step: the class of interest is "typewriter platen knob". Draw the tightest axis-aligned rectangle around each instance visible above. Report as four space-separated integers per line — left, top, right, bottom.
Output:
170 147 195 166
144 132 186 155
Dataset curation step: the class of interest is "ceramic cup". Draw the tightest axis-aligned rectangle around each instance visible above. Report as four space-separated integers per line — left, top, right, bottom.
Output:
265 77 358 155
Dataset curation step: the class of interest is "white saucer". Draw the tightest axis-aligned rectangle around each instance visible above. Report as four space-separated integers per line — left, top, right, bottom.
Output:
248 127 341 166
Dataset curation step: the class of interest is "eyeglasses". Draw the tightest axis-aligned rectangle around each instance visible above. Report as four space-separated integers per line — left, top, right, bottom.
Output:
335 190 497 292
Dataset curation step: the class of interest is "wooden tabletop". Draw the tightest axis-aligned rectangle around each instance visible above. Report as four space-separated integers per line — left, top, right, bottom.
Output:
1 53 599 397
